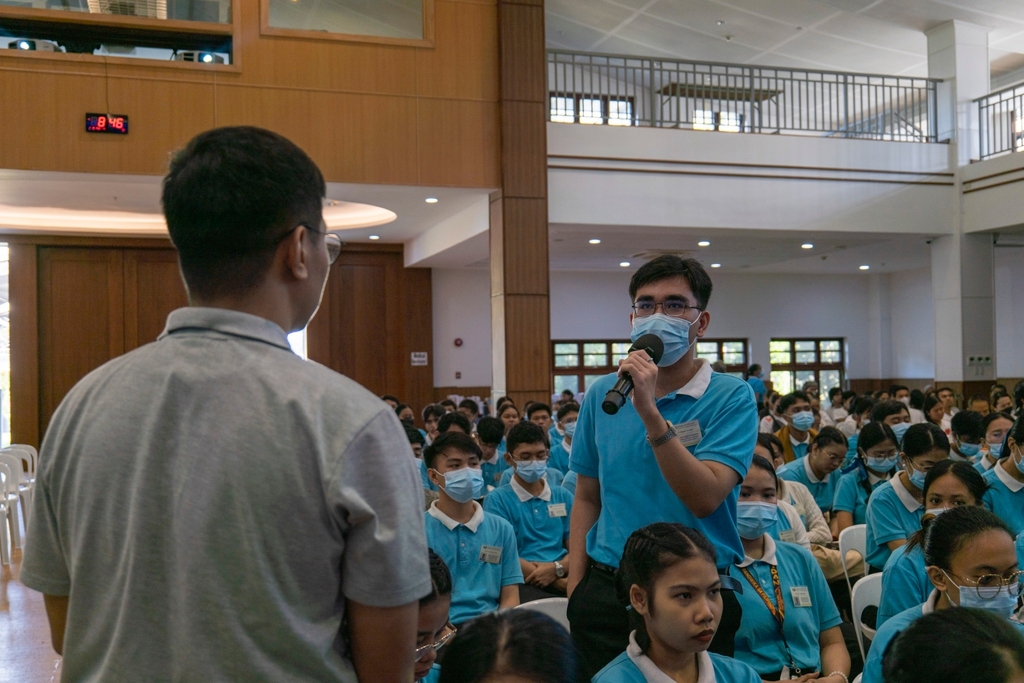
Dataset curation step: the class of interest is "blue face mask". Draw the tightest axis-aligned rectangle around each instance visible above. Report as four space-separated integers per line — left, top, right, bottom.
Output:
865 454 899 473
989 441 1004 459
1014 448 1024 476
631 313 696 367
736 501 779 540
562 421 577 439
439 467 485 503
958 441 981 458
890 421 911 443
790 410 815 432
903 457 927 489
944 571 1020 619
514 460 547 484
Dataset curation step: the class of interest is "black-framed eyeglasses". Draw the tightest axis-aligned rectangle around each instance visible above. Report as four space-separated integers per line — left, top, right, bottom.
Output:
415 622 457 658
631 300 702 318
297 222 343 265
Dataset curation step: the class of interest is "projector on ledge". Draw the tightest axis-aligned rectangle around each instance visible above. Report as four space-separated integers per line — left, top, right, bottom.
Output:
9 39 59 52
173 51 224 64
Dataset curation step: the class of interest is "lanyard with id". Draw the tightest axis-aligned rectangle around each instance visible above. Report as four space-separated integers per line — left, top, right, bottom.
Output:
737 564 803 678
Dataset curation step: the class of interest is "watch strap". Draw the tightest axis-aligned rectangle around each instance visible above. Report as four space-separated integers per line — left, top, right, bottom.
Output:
649 421 677 448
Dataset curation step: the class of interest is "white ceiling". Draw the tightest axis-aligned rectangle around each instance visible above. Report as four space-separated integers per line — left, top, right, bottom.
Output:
545 0 1024 84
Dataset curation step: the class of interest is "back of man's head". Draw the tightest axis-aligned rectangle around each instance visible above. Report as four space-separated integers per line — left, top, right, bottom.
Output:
476 416 505 446
162 126 326 302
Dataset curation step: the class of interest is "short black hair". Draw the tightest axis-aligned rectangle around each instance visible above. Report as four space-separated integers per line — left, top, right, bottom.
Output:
889 384 909 395
475 416 505 446
162 126 326 300
778 391 810 414
382 394 401 404
404 424 425 446
439 399 457 410
871 399 909 423
423 431 482 470
422 403 446 422
628 255 713 311
506 422 547 456
748 364 761 375
526 403 551 419
1013 380 1024 410
951 410 984 440
851 395 877 416
749 454 778 487
421 550 453 607
556 402 580 421
458 398 479 415
982 411 1014 435
828 387 842 399
437 412 472 435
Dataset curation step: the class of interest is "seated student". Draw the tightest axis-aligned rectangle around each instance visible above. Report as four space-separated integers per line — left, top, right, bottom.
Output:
922 396 945 427
382 394 400 409
439 398 457 414
728 456 849 682
877 460 988 626
862 506 1024 683
457 399 479 424
981 415 1024 535
484 422 573 601
758 391 783 434
422 403 446 445
865 423 949 571
871 400 912 445
592 523 761 683
774 391 818 463
882 608 1024 683
475 416 509 489
497 402 520 437
891 385 925 424
833 422 899 534
526 402 553 433
975 411 1014 473
993 392 1015 414
407 424 438 494
759 434 832 546
437 609 584 683
415 551 456 683
777 427 847 516
423 432 521 625
949 410 984 463
547 402 579 475
438 411 472 436
966 394 991 415
837 396 876 440
497 461 563 488
823 387 848 424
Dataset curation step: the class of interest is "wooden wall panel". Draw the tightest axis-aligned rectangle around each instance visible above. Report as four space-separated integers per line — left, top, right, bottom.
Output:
9 244 39 449
332 262 390 393
417 99 502 187
123 249 189 351
415 0 499 101
403 267 435 417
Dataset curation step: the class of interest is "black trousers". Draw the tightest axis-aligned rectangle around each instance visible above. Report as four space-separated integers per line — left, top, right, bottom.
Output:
567 560 742 680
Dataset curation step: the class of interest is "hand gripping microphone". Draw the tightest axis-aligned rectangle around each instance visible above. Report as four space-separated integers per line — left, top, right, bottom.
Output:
602 334 664 415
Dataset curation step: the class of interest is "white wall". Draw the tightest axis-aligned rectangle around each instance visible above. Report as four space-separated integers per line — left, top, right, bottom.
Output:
995 247 1024 378
432 268 492 387
889 268 936 378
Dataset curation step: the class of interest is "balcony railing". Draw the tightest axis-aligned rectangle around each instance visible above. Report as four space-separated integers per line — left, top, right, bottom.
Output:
548 50 939 143
977 82 1024 160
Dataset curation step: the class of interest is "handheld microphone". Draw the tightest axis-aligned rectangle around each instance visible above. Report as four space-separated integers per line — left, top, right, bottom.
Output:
602 334 664 415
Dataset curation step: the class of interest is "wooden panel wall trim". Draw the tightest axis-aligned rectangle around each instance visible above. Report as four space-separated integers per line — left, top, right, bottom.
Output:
123 250 189 350
9 243 39 448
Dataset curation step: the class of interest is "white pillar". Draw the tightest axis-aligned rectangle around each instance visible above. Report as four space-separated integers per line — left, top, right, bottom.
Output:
926 21 989 164
867 273 892 381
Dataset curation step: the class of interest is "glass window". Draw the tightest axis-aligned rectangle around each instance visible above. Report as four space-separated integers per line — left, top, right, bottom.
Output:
694 110 715 131
770 338 845 401
608 99 633 126
795 370 817 388
820 350 841 364
770 371 793 396
820 340 840 351
554 375 579 394
268 0 425 40
719 111 741 133
696 342 719 362
796 350 816 364
584 374 605 391
769 340 791 365
610 342 632 366
550 97 575 123
723 341 745 365
583 342 608 368
579 98 603 125
819 370 842 395
554 343 579 368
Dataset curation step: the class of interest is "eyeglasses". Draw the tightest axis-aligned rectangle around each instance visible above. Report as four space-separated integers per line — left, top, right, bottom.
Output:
298 223 343 265
942 569 1024 600
515 454 549 463
415 622 457 658
631 300 702 318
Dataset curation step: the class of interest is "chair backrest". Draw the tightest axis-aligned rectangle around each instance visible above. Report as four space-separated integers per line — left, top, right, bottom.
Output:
3 447 34 478
851 572 883 662
9 444 37 476
0 452 25 487
0 460 11 499
839 524 867 565
514 597 570 632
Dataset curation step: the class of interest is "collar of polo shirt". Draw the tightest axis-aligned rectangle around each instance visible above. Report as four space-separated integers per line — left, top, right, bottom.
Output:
891 473 922 513
994 462 1024 493
660 358 712 401
738 533 778 568
510 476 552 502
427 500 485 532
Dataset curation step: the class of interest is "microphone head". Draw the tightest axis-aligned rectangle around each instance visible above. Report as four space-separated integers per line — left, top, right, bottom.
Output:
633 333 665 365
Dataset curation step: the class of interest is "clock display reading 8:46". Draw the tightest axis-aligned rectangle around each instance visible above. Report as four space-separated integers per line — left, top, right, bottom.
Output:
85 113 129 135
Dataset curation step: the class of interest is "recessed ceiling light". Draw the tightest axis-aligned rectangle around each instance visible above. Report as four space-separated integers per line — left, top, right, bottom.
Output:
698 240 710 247
589 238 601 245
711 263 721 268
802 243 814 249
717 20 725 25
859 265 870 270
619 261 630 267
425 197 439 204
368 235 380 240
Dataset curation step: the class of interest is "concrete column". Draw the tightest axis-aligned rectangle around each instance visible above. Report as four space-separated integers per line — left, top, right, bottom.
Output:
867 273 892 381
926 21 989 164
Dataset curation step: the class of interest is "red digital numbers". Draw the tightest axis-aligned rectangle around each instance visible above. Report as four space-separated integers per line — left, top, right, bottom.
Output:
86 113 129 135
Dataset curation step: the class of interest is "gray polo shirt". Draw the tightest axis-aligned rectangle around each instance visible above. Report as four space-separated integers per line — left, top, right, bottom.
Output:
22 307 431 683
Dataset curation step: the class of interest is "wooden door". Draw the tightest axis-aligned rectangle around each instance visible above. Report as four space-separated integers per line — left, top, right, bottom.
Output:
124 249 189 351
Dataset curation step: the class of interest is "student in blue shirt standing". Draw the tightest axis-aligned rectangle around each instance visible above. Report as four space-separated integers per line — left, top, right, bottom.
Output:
865 423 949 571
423 432 522 625
981 416 1024 536
567 256 757 679
729 457 849 682
746 364 767 408
547 402 579 475
777 426 847 516
592 523 761 683
833 422 898 536
484 422 574 602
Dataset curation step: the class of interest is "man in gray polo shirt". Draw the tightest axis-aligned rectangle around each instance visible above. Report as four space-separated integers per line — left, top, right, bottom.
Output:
21 126 431 682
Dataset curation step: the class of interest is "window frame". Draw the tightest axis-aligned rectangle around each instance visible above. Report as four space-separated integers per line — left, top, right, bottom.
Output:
694 338 749 376
552 339 633 395
549 93 636 126
768 337 845 400
260 0 435 47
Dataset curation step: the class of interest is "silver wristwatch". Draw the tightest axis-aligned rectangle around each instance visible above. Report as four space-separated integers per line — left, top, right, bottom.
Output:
554 561 566 578
647 420 677 448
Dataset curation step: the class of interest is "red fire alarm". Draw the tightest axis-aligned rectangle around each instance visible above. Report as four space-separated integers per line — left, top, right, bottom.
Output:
454 338 463 347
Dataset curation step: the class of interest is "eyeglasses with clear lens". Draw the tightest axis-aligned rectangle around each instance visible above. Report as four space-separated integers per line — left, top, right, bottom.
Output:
631 300 701 318
947 570 1024 599
415 622 457 658
297 223 343 265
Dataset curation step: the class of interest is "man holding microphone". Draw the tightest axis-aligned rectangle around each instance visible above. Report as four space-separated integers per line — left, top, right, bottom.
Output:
567 256 758 678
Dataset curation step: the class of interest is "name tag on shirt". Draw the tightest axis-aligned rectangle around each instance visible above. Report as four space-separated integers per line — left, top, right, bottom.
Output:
479 545 503 564
790 586 813 608
676 419 703 447
548 503 567 518
779 530 797 543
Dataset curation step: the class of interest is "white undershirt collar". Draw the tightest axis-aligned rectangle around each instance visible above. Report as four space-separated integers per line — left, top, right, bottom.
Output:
921 589 940 615
993 462 1024 493
427 500 485 532
803 456 826 484
510 476 553 502
737 533 778 567
662 359 712 401
626 631 717 683
891 474 922 513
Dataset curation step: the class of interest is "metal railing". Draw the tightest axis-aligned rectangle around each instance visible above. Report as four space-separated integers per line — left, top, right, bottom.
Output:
977 82 1024 160
548 50 939 142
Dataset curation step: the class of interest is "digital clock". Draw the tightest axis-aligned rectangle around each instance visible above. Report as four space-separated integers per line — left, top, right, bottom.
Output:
85 113 129 135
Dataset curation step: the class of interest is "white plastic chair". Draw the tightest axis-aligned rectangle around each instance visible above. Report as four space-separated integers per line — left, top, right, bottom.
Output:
514 597 570 632
3 446 35 523
0 451 26 549
0 461 12 565
9 444 37 483
839 524 867 596
851 572 883 663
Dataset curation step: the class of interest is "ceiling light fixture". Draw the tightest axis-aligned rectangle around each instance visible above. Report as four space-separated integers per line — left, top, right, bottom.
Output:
425 197 439 204
711 263 721 268
619 261 630 267
589 238 601 245
698 240 710 247
859 265 870 270
802 243 814 249
369 235 380 240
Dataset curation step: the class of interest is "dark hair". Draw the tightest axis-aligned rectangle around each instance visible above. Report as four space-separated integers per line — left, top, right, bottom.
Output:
828 387 843 400
858 421 898 453
475 417 505 446
749 454 779 487
163 126 326 300
889 384 909 396
756 433 784 461
905 461 989 553
778 391 810 414
526 403 552 419
616 523 718 653
395 403 413 418
1013 380 1024 410
556 402 580 421
1009 415 1024 449
405 424 426 446
506 422 547 456
882 608 1024 683
903 423 950 459
422 403 446 422
938 387 954 395
498 403 520 419
437 412 472 435
495 396 514 410
458 398 479 415
923 505 1013 571
951 411 984 440
423 432 482 470
421 549 453 606
811 425 847 451
909 389 926 411
436 610 584 683
628 255 713 311
851 395 877 417
923 396 943 424
842 390 857 402
381 394 401 404
966 394 990 408
982 411 1014 436
561 389 575 398
439 399 457 410
748 364 762 375
871 400 910 423
991 391 1010 406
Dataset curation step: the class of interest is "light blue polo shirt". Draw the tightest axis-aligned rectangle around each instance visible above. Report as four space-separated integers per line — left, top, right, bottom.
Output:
862 594 933 683
973 453 999 475
548 424 562 449
571 361 757 569
418 458 438 492
547 440 571 474
561 470 578 496
982 465 1024 536
481 455 510 490
778 456 839 513
877 542 929 626
832 469 888 525
594 635 761 683
747 375 767 403
483 480 573 563
497 466 564 488
419 664 440 683
864 476 923 569
728 536 843 675
424 502 523 625
1017 530 1024 570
